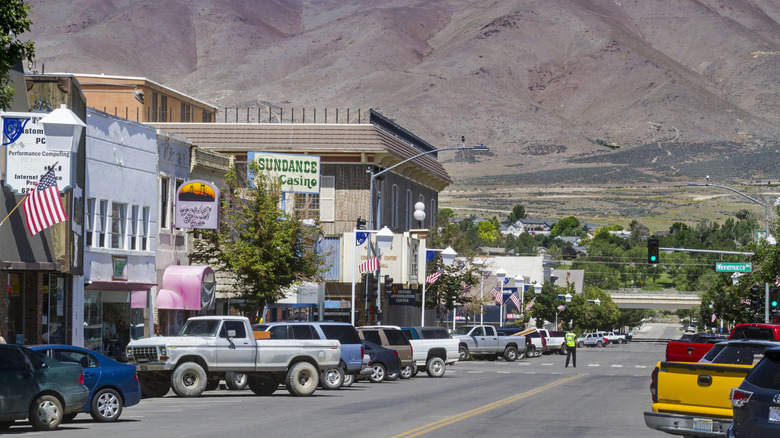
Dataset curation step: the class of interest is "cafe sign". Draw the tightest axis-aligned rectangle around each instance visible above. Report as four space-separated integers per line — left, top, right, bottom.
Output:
175 179 220 229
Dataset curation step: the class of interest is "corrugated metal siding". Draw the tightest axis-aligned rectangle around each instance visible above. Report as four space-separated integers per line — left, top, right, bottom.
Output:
321 237 341 281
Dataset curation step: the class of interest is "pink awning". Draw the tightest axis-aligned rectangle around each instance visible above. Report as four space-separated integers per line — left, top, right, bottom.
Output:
156 288 186 310
162 265 215 311
131 290 147 309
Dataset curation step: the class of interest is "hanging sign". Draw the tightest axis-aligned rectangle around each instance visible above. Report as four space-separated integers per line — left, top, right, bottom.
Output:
174 180 220 229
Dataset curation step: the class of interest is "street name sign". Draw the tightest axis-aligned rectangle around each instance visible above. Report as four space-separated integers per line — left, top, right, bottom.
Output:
715 262 752 273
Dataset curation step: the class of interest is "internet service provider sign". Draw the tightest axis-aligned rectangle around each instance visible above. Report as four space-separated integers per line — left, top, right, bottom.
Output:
249 152 320 194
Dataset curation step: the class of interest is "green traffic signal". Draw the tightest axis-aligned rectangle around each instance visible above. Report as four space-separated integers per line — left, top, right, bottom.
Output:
649 255 657 262
773 300 778 307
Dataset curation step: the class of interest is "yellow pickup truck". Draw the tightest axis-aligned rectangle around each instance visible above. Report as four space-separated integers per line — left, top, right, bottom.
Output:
644 339 776 437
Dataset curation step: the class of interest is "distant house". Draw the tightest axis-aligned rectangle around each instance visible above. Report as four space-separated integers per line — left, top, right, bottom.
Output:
500 220 525 237
557 236 581 246
520 218 551 235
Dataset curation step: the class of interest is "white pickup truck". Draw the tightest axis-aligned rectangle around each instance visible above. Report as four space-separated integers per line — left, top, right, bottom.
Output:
400 326 460 377
126 316 341 398
450 325 526 362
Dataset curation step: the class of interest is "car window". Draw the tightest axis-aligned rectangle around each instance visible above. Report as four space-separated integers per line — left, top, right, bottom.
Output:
21 348 50 369
361 330 383 344
731 327 775 340
0 348 28 370
701 344 726 362
268 326 289 339
320 325 361 344
421 328 448 339
290 325 317 340
383 329 409 345
180 319 220 336
220 321 247 339
710 344 768 365
52 349 98 368
745 355 780 389
401 329 415 339
451 327 472 335
473 327 485 336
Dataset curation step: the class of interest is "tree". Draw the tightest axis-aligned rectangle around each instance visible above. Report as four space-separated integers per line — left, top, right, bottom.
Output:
189 163 324 312
550 216 580 237
508 204 527 222
1 0 35 110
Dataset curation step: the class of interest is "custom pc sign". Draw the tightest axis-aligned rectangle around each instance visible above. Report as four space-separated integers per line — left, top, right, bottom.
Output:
249 152 321 194
175 180 220 229
3 112 73 194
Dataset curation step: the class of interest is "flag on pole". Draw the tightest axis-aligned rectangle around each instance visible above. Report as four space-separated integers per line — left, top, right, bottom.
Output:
509 293 521 310
24 167 67 236
711 313 717 323
459 284 473 295
356 232 368 246
359 256 380 273
557 304 566 312
525 297 536 312
425 271 443 284
491 286 504 305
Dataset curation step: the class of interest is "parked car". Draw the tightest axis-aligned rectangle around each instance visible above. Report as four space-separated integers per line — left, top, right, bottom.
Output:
31 344 141 422
450 325 526 361
400 326 459 377
498 327 547 357
253 321 364 389
0 344 89 431
356 340 401 383
357 326 413 379
729 346 780 437
599 331 630 344
577 332 609 348
538 329 567 355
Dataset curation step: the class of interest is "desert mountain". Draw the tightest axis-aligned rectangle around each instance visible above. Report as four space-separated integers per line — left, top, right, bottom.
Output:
26 0 780 192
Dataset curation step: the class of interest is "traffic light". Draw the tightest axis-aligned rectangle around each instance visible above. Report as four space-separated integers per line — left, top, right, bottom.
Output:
751 285 762 309
384 275 393 289
771 287 779 315
369 305 378 315
366 273 378 301
647 238 659 264
356 217 367 230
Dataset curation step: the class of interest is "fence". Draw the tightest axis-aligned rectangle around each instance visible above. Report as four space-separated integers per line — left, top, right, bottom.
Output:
220 107 365 124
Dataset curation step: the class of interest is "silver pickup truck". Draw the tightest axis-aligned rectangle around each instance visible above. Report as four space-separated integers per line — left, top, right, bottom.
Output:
450 325 526 362
126 316 340 398
400 326 460 377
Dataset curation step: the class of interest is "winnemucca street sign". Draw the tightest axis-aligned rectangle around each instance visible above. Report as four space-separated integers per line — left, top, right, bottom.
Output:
715 262 752 273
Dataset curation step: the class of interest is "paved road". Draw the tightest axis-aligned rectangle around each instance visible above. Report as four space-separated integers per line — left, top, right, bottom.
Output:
7 340 672 437
633 322 684 340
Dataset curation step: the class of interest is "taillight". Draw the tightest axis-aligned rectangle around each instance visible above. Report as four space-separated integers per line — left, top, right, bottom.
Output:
78 371 84 385
730 388 753 408
410 345 413 355
361 346 365 357
134 371 139 381
394 351 399 357
650 368 658 403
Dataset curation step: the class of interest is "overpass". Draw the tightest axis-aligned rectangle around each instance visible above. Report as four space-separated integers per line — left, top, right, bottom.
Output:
607 290 702 310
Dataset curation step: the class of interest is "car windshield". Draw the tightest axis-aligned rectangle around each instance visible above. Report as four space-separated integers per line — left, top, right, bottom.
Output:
179 319 220 337
710 344 769 365
320 325 361 344
451 327 473 335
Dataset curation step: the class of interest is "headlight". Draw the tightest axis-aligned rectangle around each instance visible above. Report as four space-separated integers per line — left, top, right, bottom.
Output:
160 346 167 356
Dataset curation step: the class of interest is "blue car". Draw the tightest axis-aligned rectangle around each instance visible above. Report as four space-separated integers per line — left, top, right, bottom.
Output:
358 340 401 383
31 345 141 422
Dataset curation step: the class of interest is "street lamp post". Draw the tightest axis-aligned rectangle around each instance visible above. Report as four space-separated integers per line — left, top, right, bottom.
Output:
515 274 525 320
350 226 395 325
687 177 776 322
556 293 572 330
420 246 457 326
496 269 507 327
475 258 486 325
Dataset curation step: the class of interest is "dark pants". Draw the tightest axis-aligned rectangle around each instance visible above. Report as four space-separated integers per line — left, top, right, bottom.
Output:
565 346 576 367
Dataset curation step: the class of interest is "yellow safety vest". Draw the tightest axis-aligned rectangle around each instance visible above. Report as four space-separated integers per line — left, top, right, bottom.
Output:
565 332 576 347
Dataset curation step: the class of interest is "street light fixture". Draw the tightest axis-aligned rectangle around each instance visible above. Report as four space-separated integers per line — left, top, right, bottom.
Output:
534 283 543 294
515 274 525 319
474 258 487 324
40 104 86 152
420 246 458 326
349 226 396 325
496 269 507 326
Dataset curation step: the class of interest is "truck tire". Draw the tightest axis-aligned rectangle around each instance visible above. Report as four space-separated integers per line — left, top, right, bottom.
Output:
526 345 535 358
426 357 446 377
578 341 584 348
286 362 318 396
172 362 208 397
248 375 277 396
320 367 344 390
459 345 471 361
225 372 248 390
597 340 604 347
206 378 220 391
400 365 413 379
411 364 419 377
559 345 567 355
503 346 518 362
342 373 355 387
140 376 170 398
29 394 63 431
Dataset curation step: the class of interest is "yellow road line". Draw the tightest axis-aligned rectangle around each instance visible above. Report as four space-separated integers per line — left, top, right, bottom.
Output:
393 374 584 438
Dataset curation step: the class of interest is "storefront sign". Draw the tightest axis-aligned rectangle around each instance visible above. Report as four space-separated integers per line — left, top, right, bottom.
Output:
389 288 417 306
3 113 73 194
249 152 320 194
175 179 220 229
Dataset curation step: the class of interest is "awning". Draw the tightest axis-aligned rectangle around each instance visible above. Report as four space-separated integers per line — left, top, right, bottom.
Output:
130 290 147 309
156 288 186 310
162 265 215 311
85 281 156 291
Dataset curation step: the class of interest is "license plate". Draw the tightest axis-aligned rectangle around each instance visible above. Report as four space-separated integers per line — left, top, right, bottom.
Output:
769 407 780 424
693 418 713 432
139 365 148 371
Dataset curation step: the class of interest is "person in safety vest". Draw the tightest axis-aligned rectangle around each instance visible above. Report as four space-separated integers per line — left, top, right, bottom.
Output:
564 329 577 368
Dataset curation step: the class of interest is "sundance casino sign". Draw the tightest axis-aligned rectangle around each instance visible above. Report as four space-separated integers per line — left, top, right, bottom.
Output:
249 152 320 194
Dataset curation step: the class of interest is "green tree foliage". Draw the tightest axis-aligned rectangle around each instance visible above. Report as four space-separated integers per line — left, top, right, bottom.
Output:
550 216 581 237
1 0 34 110
477 217 501 243
508 204 527 222
189 163 323 312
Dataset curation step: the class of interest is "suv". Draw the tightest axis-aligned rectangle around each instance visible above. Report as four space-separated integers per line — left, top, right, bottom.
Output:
538 329 567 355
356 326 413 379
253 322 364 389
577 332 608 348
729 346 780 437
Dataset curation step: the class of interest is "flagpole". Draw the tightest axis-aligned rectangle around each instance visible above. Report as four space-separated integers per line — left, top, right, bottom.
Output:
420 257 428 327
351 229 357 326
0 194 28 228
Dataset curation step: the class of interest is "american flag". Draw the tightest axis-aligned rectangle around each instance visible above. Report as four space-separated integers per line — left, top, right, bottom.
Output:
459 284 473 295
525 297 536 312
491 286 504 305
24 167 67 236
426 271 442 284
557 304 566 312
359 256 380 273
509 293 521 310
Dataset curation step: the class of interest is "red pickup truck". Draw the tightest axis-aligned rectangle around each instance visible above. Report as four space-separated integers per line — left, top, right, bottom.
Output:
665 323 780 362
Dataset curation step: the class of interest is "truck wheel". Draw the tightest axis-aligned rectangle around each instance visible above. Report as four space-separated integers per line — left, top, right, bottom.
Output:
172 362 207 397
286 362 318 396
560 345 567 355
411 364 419 377
459 345 471 361
504 346 518 362
526 346 535 358
206 378 220 391
225 372 248 390
248 375 278 396
29 395 63 431
90 388 123 422
426 357 446 377
597 340 604 347
320 367 344 390
140 376 170 398
369 363 387 383
342 373 355 387
578 341 584 348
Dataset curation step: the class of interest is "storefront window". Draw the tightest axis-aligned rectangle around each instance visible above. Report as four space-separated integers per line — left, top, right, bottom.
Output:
42 275 67 344
7 274 23 344
84 290 103 352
